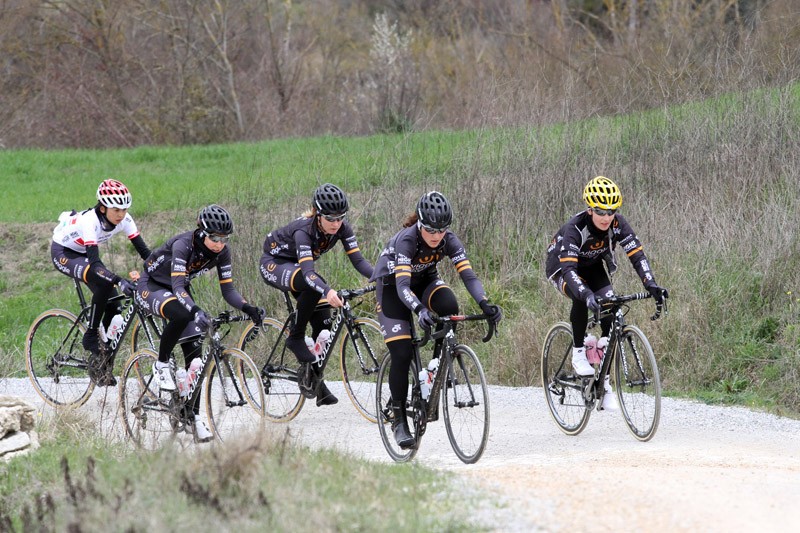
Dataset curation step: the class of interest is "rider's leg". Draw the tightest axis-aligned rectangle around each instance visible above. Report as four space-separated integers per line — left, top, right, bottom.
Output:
387 339 415 448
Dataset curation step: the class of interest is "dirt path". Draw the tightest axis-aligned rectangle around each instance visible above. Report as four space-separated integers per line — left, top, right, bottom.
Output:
5 379 799 532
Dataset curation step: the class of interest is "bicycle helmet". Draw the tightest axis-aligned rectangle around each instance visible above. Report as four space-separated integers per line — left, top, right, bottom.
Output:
197 204 234 235
96 179 132 209
416 191 452 230
583 176 622 210
313 183 349 215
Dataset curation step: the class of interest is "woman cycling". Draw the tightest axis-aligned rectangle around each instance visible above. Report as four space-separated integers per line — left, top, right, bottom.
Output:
370 191 502 449
545 176 668 410
51 179 150 386
135 204 264 442
259 183 373 407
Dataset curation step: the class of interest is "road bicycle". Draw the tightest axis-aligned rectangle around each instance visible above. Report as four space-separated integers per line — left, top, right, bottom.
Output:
541 291 666 442
26 278 164 408
376 313 496 464
238 285 384 422
119 311 265 449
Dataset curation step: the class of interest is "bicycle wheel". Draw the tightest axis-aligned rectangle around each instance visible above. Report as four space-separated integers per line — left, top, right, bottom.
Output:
614 325 661 441
119 349 179 450
376 352 420 463
340 318 385 423
239 319 305 422
541 322 591 435
204 347 266 442
131 315 165 353
26 309 95 408
443 345 490 464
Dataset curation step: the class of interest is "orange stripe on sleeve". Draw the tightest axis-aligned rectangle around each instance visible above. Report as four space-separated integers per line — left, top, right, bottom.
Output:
626 246 643 257
560 257 578 263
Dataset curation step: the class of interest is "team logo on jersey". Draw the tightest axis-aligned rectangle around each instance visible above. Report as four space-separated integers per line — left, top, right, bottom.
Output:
392 324 402 333
419 255 436 264
180 291 189 298
270 242 277 249
59 257 68 265
141 290 150 298
376 303 382 313
309 274 318 280
267 263 276 272
590 240 605 250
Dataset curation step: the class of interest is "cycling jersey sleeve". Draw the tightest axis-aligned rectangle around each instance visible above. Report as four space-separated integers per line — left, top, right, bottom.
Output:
615 217 658 289
85 245 121 284
393 233 424 312
446 234 488 304
340 223 373 279
295 229 332 295
130 235 151 260
169 239 198 312
215 247 248 310
558 225 592 298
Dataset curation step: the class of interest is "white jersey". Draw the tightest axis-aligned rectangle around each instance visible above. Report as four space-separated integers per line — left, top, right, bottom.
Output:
52 208 140 253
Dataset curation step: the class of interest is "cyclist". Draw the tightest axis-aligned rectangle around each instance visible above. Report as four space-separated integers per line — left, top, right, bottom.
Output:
135 204 264 442
51 179 150 386
545 176 668 410
259 183 373 407
370 191 502 449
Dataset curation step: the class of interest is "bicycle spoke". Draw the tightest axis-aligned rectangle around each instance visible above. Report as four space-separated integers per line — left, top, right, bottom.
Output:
615 326 661 441
443 345 489 464
541 322 591 435
340 318 385 423
205 348 266 442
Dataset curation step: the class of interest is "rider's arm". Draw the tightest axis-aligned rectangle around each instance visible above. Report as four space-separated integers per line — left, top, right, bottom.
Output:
615 215 659 289
294 229 333 295
393 233 425 312
445 233 489 305
557 225 592 298
169 238 200 312
119 215 151 260
215 247 249 310
84 245 122 284
130 235 151 260
340 222 374 279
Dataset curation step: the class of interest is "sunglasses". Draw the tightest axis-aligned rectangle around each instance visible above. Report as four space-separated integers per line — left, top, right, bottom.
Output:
207 233 230 243
420 223 448 235
321 213 347 222
592 208 617 216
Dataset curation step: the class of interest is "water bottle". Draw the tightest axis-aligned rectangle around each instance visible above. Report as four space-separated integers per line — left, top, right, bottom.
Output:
108 314 124 342
419 369 431 400
305 336 316 355
314 330 332 356
186 358 202 389
176 368 189 397
427 357 439 374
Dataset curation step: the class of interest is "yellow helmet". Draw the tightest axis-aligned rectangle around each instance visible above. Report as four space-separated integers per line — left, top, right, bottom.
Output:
583 176 622 210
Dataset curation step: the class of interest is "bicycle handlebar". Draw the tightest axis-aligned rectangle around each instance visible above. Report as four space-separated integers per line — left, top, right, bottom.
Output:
337 284 377 300
415 313 498 347
595 291 668 321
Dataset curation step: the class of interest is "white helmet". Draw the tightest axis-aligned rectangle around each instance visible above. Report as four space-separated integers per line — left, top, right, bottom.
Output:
96 179 132 209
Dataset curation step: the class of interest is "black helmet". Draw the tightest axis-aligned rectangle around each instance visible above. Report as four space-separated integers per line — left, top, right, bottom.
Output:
198 204 234 235
416 191 452 230
313 183 349 215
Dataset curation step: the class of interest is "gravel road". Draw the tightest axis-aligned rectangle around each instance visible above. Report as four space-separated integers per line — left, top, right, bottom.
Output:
4 377 799 532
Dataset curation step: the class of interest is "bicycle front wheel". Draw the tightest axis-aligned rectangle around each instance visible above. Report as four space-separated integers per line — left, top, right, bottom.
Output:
119 349 179 450
205 348 266 442
239 318 305 422
541 322 590 436
340 318 385 423
443 345 490 464
614 325 661 441
376 352 420 463
26 309 95 408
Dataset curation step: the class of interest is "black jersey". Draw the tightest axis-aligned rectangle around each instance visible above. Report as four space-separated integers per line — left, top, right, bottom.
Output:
371 224 487 312
261 216 373 294
545 211 655 297
141 230 246 312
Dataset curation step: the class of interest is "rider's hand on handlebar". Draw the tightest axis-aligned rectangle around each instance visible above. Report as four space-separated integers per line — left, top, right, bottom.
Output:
325 288 344 308
585 293 601 313
118 278 135 297
647 284 669 305
479 300 503 324
417 307 436 331
194 309 212 332
242 303 265 325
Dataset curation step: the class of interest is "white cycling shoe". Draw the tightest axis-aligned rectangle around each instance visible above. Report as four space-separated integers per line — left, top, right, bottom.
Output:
153 360 176 391
600 376 619 411
192 419 214 443
571 347 595 376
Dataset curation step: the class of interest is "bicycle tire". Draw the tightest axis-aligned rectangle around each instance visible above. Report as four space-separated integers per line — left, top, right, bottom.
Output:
443 344 490 464
204 347 266 442
541 322 591 435
614 325 661 441
376 352 420 463
340 318 385 423
119 348 180 450
239 318 305 422
26 309 95 408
